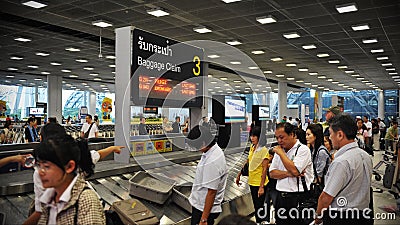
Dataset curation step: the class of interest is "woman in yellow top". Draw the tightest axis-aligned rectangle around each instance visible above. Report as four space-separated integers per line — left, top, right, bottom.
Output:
236 126 269 224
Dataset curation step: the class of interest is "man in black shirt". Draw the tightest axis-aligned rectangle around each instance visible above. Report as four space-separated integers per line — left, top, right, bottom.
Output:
172 116 181 133
138 117 148 135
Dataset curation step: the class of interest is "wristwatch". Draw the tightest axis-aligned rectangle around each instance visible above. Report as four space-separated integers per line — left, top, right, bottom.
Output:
200 219 207 223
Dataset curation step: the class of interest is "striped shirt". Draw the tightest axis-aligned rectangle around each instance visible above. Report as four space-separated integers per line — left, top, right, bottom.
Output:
323 142 372 209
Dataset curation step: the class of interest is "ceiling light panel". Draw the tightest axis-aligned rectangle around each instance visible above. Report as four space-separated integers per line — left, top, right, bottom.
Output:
302 44 316 50
22 1 47 9
14 37 31 42
251 50 265 55
193 26 212 33
377 56 389 60
256 15 277 24
222 0 242 3
351 24 370 31
283 32 300 39
92 20 113 28
208 54 220 58
226 40 242 45
362 38 378 44
328 60 340 64
317 53 329 58
271 57 283 62
335 3 358 13
147 8 170 17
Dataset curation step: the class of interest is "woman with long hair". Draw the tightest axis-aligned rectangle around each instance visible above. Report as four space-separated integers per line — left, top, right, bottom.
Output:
306 124 331 183
236 126 269 224
34 134 105 224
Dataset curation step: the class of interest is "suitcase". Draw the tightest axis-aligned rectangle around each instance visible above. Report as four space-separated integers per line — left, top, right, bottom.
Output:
380 139 385 150
111 198 159 225
383 163 396 189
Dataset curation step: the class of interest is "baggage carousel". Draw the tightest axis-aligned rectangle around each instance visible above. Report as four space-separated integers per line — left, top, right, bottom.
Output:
0 146 255 225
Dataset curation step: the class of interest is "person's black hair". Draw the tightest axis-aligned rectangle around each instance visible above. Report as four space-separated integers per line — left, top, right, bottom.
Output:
75 138 95 178
186 125 216 149
175 116 180 120
48 117 57 124
218 214 256 225
27 117 36 124
306 123 324 156
393 121 398 125
250 126 266 146
34 134 94 177
41 123 67 142
330 113 357 140
294 127 307 145
86 114 92 119
276 122 296 135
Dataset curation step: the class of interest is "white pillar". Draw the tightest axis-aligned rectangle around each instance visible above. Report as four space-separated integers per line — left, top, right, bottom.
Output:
35 86 39 104
378 90 385 119
278 81 287 121
89 92 96 117
115 26 132 163
47 76 63 123
317 91 323 120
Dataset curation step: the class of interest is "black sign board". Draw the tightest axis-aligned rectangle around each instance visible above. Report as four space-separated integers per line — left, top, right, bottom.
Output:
143 106 158 114
131 28 204 107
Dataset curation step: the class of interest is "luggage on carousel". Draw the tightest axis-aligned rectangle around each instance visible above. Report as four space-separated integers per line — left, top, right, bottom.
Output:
111 198 159 225
383 163 396 189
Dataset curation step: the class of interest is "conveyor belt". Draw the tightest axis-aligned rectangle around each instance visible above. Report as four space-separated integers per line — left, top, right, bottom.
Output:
0 147 253 225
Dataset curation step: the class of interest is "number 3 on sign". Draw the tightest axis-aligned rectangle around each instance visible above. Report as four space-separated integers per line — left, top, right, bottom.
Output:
193 56 201 76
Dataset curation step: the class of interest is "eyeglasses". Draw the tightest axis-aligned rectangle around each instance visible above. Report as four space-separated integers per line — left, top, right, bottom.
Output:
34 162 51 172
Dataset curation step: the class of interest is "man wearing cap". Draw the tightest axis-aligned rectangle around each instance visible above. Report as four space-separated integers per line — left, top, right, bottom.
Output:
323 106 341 136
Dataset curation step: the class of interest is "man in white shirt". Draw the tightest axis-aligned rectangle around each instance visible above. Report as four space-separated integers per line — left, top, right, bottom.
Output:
363 116 373 154
187 125 228 225
269 122 313 225
81 114 98 139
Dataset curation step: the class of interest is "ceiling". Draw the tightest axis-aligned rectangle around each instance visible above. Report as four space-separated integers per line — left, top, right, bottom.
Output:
0 0 399 95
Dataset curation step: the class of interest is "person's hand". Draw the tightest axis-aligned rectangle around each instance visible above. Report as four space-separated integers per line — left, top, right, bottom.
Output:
199 220 208 225
14 154 31 164
273 145 285 156
258 186 264 197
235 175 241 186
112 146 125 154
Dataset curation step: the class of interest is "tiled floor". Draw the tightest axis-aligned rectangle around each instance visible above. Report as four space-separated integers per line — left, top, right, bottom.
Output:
248 149 400 224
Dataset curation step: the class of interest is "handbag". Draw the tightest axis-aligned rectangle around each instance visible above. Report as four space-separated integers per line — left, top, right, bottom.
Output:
298 176 318 225
241 162 249 176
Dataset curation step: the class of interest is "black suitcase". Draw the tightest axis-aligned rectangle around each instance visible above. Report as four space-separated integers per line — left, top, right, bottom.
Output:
380 139 385 150
383 163 396 189
111 198 159 225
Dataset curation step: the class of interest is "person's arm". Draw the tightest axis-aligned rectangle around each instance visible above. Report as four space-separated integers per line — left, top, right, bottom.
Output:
94 131 98 138
258 158 269 197
273 145 300 176
0 155 28 168
199 189 217 225
314 191 334 224
97 146 124 160
23 211 41 225
235 159 249 186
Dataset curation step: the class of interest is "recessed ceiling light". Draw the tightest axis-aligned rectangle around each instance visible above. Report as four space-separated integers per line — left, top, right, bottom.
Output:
50 62 62 66
351 24 370 31
371 49 384 53
251 50 265 55
312 84 318 87
22 1 47 9
309 72 318 75
270 57 283 62
327 79 333 82
84 67 94 70
356 77 365 80
230 61 241 65
386 68 396 71
392 76 400 79
233 80 241 83
109 65 116 68
19 79 27 82
345 70 354 74
220 77 228 80
317 53 329 58
304 82 311 85
14 37 31 42
335 3 358 13
276 74 285 77
41 71 50 75
34 78 42 81
248 66 258 70
10 56 24 60
92 20 113 28
76 59 88 63
208 54 220 59
296 80 304 83
362 38 378 44
286 77 295 80
147 8 170 17
377 56 389 60
338 83 344 86
256 15 277 24
8 68 18 71
65 47 81 52
283 32 300 39
35 52 49 56
302 44 316 50
361 80 368 83
226 40 242 46
61 69 71 73
27 65 39 69
6 75 14 78
318 76 327 79
328 60 340 64
105 55 116 59
286 63 297 67
389 72 398 75
299 68 308 72
193 26 212 33
381 63 392 66
263 70 273 74
337 65 348 69
69 75 78 78
351 74 360 77
222 0 242 3
94 78 102 81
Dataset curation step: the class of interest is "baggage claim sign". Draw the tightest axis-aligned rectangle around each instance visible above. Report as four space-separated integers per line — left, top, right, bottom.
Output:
131 28 204 107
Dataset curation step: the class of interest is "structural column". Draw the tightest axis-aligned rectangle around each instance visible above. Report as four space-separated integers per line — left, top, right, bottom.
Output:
47 76 63 123
115 26 132 163
377 90 384 119
89 92 96 117
278 81 287 121
317 91 323 120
